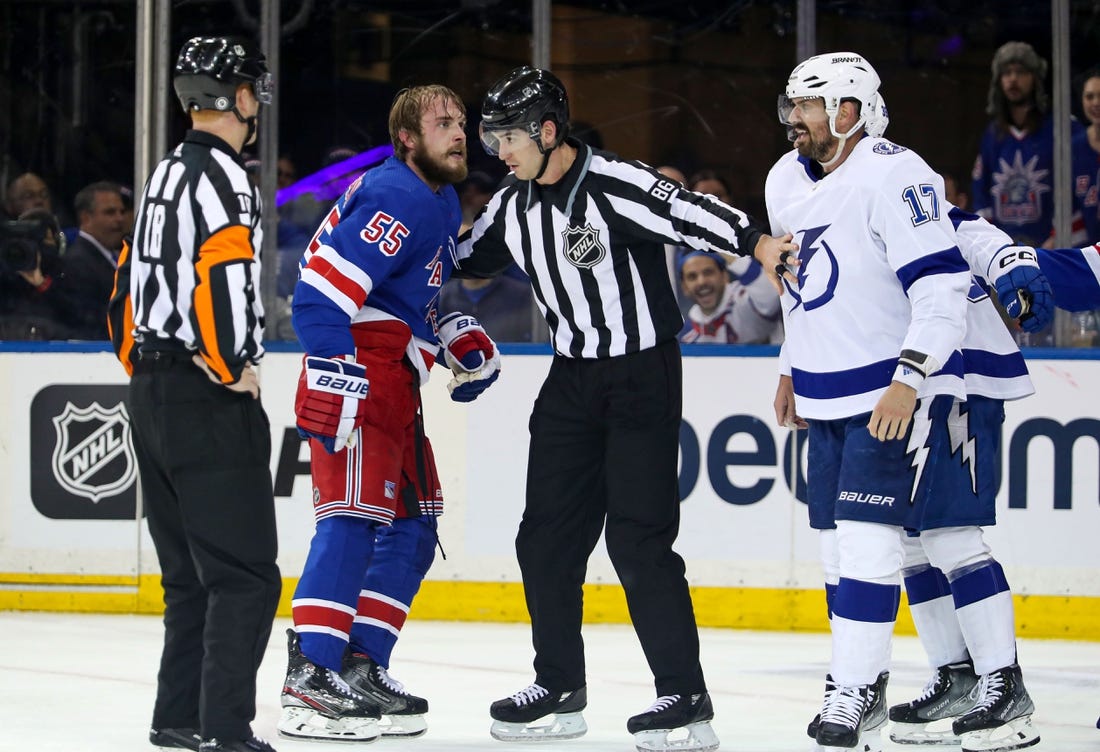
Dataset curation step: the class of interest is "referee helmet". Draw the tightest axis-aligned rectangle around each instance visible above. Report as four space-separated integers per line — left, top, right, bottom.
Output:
173 36 273 114
479 66 569 156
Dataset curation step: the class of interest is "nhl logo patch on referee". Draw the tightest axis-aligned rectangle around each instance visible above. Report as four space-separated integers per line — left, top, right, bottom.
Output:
562 223 606 269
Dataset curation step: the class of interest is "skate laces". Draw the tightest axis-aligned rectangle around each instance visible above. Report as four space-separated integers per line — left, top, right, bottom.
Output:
913 670 945 703
510 683 550 706
374 665 407 695
641 695 681 714
970 671 1006 713
325 667 364 699
821 685 866 728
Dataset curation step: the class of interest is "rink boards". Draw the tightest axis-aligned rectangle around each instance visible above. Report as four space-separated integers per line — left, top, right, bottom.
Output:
0 343 1097 640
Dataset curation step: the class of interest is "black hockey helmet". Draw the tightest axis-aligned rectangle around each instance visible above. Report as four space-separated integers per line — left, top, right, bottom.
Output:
172 36 272 113
479 66 569 156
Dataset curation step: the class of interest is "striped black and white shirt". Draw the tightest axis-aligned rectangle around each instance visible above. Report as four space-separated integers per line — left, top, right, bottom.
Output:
454 140 763 358
122 130 265 382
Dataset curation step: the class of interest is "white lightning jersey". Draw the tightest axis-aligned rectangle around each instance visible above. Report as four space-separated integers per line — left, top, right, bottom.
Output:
944 205 1034 401
766 138 970 419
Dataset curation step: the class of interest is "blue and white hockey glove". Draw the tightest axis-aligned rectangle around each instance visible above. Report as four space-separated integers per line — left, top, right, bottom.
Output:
990 246 1053 333
294 355 370 453
438 312 501 403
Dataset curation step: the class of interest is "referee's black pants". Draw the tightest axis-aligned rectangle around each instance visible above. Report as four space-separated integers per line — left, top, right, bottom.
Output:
518 338 706 697
129 355 281 742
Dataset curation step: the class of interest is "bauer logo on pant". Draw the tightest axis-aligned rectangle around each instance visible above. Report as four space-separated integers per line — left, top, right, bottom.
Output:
30 384 139 519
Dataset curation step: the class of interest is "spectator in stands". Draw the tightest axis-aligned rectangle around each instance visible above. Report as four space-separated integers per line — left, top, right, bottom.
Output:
972 41 1079 248
688 168 732 205
942 171 970 212
0 209 82 340
439 274 539 343
3 172 53 221
678 251 781 344
65 180 127 339
1072 67 1100 242
277 155 298 189
458 170 497 230
119 185 136 235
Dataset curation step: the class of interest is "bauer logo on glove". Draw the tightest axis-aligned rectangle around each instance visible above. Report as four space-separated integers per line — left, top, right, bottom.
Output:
437 312 501 402
295 355 370 453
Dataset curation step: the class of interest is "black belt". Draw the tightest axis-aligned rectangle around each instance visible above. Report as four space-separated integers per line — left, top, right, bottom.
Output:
133 349 194 372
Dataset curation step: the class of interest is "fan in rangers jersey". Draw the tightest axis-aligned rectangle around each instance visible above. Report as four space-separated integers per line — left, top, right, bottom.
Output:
766 52 1042 752
279 85 500 743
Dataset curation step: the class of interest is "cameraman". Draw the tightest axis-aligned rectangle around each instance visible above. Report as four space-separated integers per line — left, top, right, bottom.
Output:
0 209 82 340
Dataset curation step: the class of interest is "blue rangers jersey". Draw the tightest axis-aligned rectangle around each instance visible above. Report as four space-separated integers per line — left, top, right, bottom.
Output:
292 156 462 382
971 116 1084 246
765 138 971 420
1037 243 1100 310
1071 128 1100 243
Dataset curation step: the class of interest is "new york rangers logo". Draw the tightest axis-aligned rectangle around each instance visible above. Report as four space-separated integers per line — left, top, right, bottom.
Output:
51 402 137 503
561 223 606 268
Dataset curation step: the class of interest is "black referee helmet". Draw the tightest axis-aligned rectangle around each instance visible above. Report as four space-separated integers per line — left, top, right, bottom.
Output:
173 36 272 113
480 66 569 155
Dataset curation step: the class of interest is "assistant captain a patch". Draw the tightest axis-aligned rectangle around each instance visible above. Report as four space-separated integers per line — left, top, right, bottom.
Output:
561 222 607 268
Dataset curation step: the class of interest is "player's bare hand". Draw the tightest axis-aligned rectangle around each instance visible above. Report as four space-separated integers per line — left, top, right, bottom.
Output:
192 354 260 399
867 381 916 441
754 233 800 295
774 375 808 429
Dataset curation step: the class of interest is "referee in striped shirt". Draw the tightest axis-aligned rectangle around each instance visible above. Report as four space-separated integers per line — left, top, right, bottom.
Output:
460 67 799 746
109 37 280 752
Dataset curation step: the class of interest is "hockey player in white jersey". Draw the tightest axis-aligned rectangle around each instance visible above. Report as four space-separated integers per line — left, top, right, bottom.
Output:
766 52 1041 752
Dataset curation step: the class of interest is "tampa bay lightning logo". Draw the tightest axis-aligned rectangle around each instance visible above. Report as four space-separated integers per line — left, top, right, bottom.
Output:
787 225 840 311
873 141 907 155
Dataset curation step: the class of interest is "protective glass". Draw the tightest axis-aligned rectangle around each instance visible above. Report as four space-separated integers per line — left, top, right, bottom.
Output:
252 72 274 105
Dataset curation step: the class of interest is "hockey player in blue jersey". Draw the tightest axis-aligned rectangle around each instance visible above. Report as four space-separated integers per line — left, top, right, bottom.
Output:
279 85 501 743
766 52 1042 752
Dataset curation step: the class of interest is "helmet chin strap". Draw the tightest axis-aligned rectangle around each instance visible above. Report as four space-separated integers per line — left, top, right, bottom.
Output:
818 116 864 170
533 148 553 181
232 107 258 147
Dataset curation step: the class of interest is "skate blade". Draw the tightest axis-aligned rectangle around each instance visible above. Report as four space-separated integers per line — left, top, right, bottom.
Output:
278 706 381 743
890 719 961 746
633 720 719 752
490 712 587 742
960 715 1040 752
815 725 883 752
380 713 428 738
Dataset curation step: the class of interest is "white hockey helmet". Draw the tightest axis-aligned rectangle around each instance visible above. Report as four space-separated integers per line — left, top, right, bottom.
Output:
779 52 889 140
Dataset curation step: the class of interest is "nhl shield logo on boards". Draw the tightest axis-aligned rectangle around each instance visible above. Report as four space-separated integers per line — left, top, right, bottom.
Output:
561 223 606 268
30 384 139 520
51 401 137 503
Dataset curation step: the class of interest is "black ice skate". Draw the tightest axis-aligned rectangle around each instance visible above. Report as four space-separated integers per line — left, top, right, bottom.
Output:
150 727 201 750
627 692 718 752
342 651 428 738
808 671 888 749
814 672 888 752
888 659 979 745
950 665 1040 752
277 629 381 743
197 734 275 752
489 683 588 741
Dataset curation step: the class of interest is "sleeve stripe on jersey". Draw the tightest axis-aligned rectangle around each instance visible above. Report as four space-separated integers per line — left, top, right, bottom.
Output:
108 240 136 376
300 245 372 315
895 246 968 292
195 172 231 234
193 224 254 382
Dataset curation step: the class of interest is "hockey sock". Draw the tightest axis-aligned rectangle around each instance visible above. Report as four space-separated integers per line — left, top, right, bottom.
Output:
948 560 1016 674
349 516 438 666
293 515 379 670
904 564 969 668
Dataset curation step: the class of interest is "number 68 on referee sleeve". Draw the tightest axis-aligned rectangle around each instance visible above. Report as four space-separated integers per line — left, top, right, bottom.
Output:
294 355 370 454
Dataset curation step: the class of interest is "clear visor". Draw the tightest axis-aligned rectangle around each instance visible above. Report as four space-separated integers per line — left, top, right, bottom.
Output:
252 72 274 105
478 122 527 157
777 94 795 125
